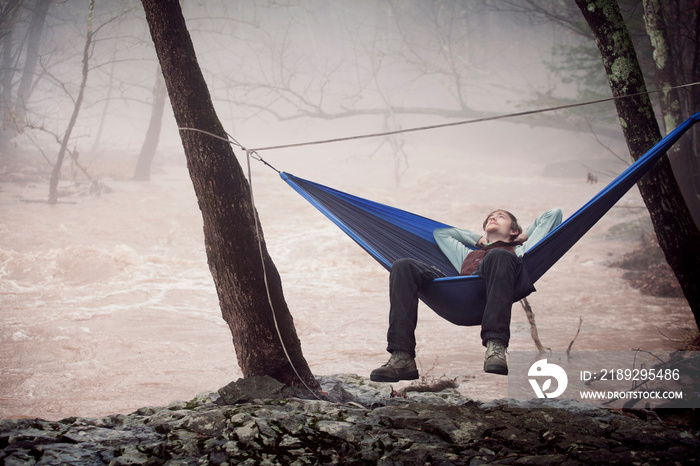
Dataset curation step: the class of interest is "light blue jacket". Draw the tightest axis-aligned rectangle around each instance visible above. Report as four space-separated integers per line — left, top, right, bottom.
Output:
433 208 563 273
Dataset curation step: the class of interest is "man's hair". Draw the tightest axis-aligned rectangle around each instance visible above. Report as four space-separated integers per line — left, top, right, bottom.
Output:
482 209 523 240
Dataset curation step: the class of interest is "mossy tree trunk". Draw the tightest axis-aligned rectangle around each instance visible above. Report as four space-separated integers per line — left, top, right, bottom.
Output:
642 0 700 224
575 0 700 329
140 0 319 389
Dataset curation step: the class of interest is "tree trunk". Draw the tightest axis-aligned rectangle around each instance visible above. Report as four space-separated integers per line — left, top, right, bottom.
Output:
140 0 319 389
14 0 51 125
90 46 117 156
575 0 700 329
48 0 93 205
642 0 682 132
1 18 15 140
642 0 700 225
692 1 700 210
0 0 23 146
133 67 166 181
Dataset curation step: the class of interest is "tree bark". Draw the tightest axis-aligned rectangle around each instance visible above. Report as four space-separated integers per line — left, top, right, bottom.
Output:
642 0 700 225
575 0 700 329
642 0 682 132
140 0 319 389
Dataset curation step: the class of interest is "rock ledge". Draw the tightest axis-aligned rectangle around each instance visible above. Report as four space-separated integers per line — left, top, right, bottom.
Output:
1 374 698 465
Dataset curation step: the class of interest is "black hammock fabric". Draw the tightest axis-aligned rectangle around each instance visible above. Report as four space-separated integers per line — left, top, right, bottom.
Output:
281 112 700 326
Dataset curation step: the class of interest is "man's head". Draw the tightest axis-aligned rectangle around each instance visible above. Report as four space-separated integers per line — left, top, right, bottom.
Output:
482 209 522 242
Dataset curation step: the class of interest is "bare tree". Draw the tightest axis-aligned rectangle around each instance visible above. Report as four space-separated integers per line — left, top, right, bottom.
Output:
0 0 24 38
133 65 166 181
1 0 28 143
207 1 570 126
0 4 19 137
13 0 50 125
48 0 94 205
574 0 700 329
140 0 319 389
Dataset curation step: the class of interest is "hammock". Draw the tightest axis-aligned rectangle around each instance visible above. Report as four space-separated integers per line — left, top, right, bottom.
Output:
281 113 700 326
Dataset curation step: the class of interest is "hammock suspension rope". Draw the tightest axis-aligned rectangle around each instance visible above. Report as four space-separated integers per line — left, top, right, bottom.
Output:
180 80 700 157
245 150 321 399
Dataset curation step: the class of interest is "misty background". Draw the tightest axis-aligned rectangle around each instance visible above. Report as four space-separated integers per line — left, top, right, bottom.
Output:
2 0 615 175
1 0 694 420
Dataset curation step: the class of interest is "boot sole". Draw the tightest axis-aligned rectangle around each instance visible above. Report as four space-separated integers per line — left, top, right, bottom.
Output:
369 370 419 383
484 363 508 375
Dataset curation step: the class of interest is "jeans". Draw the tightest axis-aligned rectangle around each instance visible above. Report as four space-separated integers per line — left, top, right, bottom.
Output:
386 249 520 357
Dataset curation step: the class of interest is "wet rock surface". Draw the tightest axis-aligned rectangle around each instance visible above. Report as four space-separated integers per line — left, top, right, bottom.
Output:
1 374 698 465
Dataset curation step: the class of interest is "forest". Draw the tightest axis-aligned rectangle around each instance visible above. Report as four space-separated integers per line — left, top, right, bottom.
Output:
1 0 698 420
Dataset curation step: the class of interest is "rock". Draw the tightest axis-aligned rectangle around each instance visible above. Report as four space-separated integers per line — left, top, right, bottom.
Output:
218 375 288 404
1 374 698 465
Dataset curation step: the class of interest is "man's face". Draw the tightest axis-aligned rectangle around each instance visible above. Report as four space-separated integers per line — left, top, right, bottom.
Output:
484 211 518 238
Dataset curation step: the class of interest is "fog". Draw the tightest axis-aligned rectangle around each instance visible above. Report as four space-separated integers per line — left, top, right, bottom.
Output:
1 1 696 420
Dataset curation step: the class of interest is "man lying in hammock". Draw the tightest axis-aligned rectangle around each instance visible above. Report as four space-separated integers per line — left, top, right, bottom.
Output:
370 207 562 382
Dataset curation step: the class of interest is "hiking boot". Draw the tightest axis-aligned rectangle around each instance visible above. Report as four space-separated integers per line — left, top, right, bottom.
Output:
370 351 419 382
484 340 508 375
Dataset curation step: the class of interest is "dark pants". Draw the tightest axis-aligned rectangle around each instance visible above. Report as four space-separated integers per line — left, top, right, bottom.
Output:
386 249 519 358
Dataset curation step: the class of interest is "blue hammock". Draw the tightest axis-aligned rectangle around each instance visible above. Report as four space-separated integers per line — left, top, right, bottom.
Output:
281 113 700 326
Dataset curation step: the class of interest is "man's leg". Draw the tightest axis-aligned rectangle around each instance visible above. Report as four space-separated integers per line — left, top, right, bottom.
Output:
476 249 519 375
387 258 445 357
371 258 444 382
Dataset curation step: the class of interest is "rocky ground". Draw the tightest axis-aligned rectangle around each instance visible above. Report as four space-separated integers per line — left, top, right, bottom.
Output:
1 374 698 465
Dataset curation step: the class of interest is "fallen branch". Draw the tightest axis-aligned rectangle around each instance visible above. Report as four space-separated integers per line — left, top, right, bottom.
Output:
520 297 546 353
567 318 583 356
393 378 458 398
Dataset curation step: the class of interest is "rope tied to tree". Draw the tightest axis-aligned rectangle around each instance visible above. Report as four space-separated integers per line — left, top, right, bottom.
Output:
245 149 322 399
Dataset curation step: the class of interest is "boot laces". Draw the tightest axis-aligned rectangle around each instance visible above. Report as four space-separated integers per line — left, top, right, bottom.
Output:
487 341 506 359
387 351 412 368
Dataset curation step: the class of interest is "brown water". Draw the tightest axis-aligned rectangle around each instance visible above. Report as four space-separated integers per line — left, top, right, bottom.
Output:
1 122 696 420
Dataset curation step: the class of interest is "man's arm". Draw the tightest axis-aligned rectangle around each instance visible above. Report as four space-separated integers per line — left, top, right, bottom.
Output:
516 208 563 255
433 227 482 272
